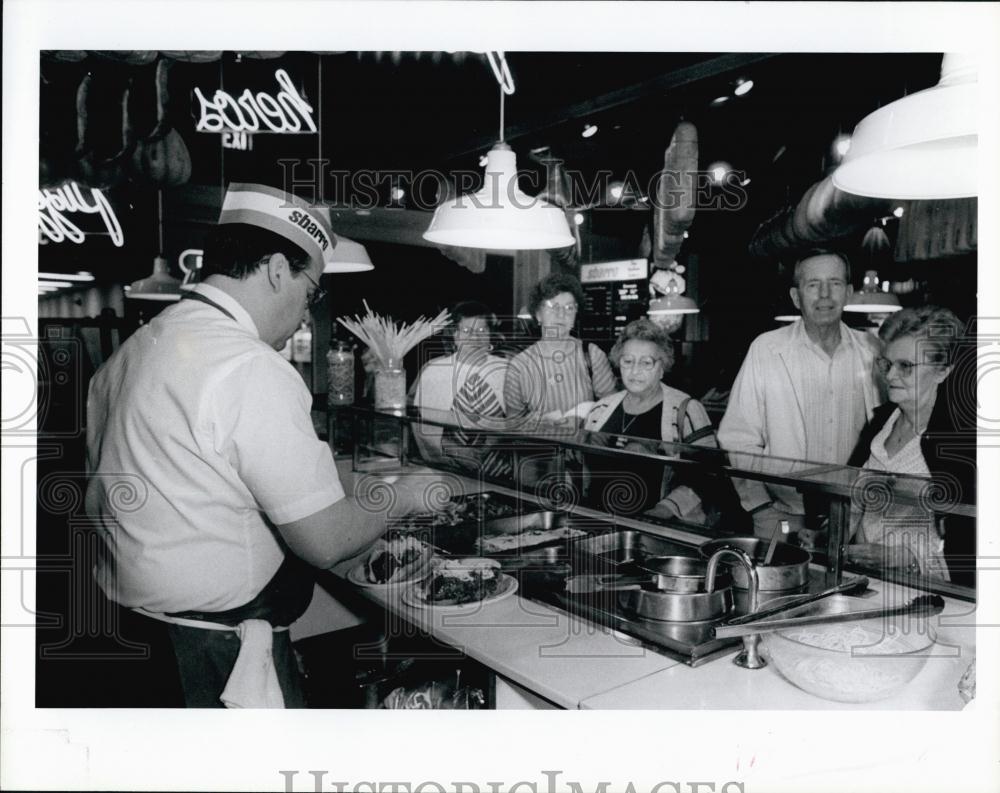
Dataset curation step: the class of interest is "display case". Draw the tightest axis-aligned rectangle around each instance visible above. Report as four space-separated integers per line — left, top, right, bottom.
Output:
333 404 977 607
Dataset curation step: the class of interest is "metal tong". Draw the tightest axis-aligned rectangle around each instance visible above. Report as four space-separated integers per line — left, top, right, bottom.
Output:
713 594 944 639
720 576 871 628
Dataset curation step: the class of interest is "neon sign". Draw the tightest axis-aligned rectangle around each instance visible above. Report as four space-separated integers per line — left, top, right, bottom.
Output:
194 68 317 134
38 182 124 247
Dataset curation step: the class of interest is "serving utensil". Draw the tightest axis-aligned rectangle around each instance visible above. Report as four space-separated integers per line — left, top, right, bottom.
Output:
720 576 870 628
763 520 786 565
712 594 944 639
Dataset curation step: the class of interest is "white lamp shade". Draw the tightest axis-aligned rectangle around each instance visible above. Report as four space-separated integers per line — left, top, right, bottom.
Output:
324 235 374 273
774 314 800 323
832 54 978 199
423 143 575 250
126 256 182 301
647 294 699 316
844 291 902 313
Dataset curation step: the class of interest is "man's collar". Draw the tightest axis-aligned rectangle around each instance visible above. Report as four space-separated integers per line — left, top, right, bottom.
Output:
190 283 260 338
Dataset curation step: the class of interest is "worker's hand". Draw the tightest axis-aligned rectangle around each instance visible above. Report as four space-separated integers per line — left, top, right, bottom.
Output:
353 467 468 519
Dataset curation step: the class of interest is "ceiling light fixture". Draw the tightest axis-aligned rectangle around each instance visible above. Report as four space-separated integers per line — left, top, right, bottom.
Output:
423 52 574 251
833 135 852 159
733 78 754 96
128 191 183 301
126 256 183 302
324 234 374 273
708 162 731 184
832 53 977 199
38 271 95 282
478 154 489 167
38 280 75 288
710 95 729 107
844 269 902 314
893 206 905 218
573 213 585 226
647 277 699 317
581 123 598 138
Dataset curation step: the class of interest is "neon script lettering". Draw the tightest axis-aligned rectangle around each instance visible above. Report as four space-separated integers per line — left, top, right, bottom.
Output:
194 69 317 134
38 183 124 247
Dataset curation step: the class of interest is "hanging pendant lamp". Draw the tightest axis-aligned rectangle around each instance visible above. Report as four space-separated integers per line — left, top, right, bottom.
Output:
844 269 902 313
423 52 574 251
324 234 374 273
125 255 182 301
832 53 977 199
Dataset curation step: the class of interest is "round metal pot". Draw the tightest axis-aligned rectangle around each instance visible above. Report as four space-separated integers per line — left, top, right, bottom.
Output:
632 555 728 593
699 537 810 591
617 586 732 622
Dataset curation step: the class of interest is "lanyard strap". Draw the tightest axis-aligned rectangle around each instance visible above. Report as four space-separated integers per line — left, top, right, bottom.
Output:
182 290 238 322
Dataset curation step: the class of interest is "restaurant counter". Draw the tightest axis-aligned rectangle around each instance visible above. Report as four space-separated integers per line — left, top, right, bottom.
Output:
308 458 975 711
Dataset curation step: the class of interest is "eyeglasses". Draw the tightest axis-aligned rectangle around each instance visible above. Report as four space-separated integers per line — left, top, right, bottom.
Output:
542 300 578 316
299 269 327 307
456 324 491 337
875 356 936 378
619 355 659 372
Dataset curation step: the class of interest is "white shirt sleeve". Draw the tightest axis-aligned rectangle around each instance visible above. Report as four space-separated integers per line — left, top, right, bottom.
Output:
216 353 344 525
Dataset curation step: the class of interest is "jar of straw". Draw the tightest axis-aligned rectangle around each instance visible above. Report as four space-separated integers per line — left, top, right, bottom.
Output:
374 358 407 411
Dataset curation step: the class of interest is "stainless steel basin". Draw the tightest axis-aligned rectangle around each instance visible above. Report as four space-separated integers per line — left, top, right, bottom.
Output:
570 530 693 566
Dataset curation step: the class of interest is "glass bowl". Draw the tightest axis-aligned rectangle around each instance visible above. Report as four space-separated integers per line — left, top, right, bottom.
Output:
760 595 937 703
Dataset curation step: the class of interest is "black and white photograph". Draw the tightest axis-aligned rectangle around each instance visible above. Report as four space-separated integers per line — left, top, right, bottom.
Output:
3 2 999 792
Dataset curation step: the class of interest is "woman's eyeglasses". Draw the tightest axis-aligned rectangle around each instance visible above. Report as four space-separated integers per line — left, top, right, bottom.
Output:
875 356 935 378
619 356 659 372
300 270 327 307
542 300 578 316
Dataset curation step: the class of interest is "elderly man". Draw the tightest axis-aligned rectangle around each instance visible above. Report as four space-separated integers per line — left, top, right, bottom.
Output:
718 250 881 537
86 183 436 707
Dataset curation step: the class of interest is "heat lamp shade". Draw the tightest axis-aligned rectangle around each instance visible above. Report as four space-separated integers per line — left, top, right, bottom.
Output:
423 144 575 251
844 291 903 313
832 55 978 200
324 236 374 273
126 256 182 302
647 295 699 316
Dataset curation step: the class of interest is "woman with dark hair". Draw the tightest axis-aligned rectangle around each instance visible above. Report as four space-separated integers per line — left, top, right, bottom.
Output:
503 273 616 425
847 306 976 586
411 301 508 470
582 318 750 529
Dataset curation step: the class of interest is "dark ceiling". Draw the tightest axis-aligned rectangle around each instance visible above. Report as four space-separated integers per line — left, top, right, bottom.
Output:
39 50 944 281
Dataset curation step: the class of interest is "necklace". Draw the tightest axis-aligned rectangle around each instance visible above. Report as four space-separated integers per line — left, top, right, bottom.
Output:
620 411 640 435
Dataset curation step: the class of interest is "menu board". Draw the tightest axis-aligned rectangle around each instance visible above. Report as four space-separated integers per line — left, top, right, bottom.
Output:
579 259 649 349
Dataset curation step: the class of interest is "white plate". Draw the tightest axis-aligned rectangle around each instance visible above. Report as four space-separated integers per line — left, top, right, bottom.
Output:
346 558 433 589
402 574 518 610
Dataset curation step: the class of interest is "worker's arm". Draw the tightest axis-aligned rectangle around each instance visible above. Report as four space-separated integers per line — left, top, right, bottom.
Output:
275 471 453 569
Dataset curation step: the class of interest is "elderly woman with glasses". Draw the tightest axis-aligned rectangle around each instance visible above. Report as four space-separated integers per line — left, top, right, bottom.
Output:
582 319 750 529
503 273 617 425
846 306 976 585
411 301 509 471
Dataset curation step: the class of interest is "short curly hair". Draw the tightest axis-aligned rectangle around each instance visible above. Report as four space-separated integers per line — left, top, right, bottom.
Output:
608 318 675 372
528 273 585 318
879 305 964 365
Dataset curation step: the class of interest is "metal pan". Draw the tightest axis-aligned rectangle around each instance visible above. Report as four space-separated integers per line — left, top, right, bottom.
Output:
566 556 729 595
699 537 811 591
627 555 729 593
618 586 732 622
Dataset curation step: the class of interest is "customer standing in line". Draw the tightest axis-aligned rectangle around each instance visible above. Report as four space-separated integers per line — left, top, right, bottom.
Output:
847 306 976 586
718 250 882 538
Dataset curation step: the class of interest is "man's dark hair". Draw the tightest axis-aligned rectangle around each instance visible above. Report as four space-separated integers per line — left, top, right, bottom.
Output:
528 272 586 317
202 223 312 280
791 249 850 288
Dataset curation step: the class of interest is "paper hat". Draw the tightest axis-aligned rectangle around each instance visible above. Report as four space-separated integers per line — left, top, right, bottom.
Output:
218 183 337 266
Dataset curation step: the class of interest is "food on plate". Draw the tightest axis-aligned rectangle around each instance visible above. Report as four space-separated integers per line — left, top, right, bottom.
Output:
393 493 519 532
364 536 431 584
426 558 503 604
476 526 588 554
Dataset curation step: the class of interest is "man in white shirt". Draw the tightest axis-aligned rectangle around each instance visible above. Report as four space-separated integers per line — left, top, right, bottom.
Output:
86 184 439 706
718 250 881 538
